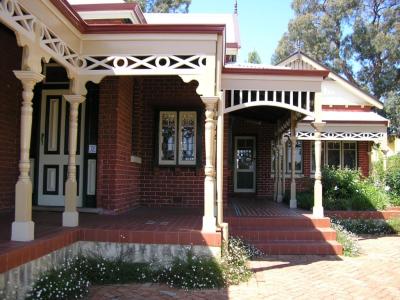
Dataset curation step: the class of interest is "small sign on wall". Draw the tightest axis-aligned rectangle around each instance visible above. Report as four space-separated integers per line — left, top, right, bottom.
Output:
88 144 97 154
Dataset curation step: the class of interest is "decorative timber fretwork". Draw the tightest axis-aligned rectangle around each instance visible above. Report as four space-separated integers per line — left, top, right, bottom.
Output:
0 0 82 70
224 89 315 117
284 130 385 141
0 0 209 77
79 55 207 75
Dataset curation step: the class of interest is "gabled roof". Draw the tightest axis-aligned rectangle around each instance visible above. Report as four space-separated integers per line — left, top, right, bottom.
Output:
277 51 384 109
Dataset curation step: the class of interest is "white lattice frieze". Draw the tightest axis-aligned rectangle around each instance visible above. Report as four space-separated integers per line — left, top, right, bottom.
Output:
0 0 35 38
40 26 83 70
291 130 386 141
0 0 209 78
79 55 207 75
0 0 82 73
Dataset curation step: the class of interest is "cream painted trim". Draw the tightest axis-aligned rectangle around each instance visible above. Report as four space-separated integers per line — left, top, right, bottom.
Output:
77 11 140 24
222 73 323 91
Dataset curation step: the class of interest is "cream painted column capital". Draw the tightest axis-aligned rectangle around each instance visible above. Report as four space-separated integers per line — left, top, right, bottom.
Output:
12 70 44 242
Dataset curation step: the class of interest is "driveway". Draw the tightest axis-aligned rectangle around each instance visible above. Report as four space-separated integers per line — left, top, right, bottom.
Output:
88 235 400 299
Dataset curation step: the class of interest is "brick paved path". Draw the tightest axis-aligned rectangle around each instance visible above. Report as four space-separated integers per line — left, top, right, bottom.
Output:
88 236 400 300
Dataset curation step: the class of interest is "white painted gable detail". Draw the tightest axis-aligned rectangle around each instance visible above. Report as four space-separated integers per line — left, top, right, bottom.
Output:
278 53 383 109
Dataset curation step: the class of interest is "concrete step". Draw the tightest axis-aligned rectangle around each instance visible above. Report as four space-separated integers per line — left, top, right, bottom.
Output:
250 240 343 255
231 227 337 242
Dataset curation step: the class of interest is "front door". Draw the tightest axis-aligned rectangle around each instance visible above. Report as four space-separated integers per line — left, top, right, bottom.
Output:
234 136 256 193
37 90 85 206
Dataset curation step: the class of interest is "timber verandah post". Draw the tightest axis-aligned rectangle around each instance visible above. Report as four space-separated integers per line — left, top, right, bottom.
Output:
312 93 325 218
12 70 45 241
62 94 85 227
201 96 219 233
290 111 298 208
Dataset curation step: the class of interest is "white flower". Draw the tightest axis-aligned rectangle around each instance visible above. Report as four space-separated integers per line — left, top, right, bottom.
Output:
385 185 390 191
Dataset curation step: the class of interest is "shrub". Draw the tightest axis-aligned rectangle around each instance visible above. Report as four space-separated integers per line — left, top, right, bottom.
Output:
220 238 261 285
26 256 90 300
387 218 400 234
27 239 259 298
331 222 361 256
322 167 391 211
333 218 397 235
296 191 314 210
157 251 224 289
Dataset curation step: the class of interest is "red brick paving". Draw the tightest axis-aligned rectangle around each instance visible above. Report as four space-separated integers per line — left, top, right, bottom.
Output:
88 235 400 299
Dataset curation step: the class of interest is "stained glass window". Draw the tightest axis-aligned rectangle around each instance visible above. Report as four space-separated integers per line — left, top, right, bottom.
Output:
159 111 177 165
158 111 197 166
179 111 197 164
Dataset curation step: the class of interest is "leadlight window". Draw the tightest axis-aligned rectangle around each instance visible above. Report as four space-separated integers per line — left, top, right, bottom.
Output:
286 140 303 173
158 110 197 166
179 111 197 165
159 111 177 165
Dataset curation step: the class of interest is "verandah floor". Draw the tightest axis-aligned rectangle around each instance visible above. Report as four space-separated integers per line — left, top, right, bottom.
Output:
0 201 340 274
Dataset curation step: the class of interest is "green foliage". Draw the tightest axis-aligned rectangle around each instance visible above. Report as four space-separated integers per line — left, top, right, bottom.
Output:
296 191 314 210
385 154 400 200
331 222 361 257
294 167 395 211
26 256 91 300
322 167 391 210
247 50 262 64
27 239 259 299
221 238 262 285
333 218 399 235
157 251 224 289
272 1 400 121
125 0 191 13
387 218 400 234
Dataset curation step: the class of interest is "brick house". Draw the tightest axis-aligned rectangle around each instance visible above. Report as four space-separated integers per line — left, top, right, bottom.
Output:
0 0 389 266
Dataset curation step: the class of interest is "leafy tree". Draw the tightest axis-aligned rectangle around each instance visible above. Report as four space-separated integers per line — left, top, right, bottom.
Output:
125 0 191 13
247 50 262 64
272 0 399 132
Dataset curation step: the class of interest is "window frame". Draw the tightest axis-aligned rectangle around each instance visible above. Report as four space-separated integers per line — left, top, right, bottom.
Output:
156 109 201 167
285 139 303 174
311 141 357 172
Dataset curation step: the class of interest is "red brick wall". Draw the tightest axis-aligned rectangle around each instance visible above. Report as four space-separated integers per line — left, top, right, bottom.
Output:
138 76 204 207
358 141 370 177
97 76 141 214
0 25 21 211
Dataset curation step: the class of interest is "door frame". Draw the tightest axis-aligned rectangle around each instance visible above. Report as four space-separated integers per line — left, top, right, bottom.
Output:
234 136 256 193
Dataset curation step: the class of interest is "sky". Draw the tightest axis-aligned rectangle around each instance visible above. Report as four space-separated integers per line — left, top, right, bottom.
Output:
68 0 294 64
189 0 294 64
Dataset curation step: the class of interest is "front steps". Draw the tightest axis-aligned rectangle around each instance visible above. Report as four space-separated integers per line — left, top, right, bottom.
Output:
227 216 343 255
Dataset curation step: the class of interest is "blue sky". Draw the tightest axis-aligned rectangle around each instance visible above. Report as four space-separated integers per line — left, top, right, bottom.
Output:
189 0 294 64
